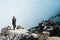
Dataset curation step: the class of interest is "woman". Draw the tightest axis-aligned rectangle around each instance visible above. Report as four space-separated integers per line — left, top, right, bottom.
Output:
12 16 16 30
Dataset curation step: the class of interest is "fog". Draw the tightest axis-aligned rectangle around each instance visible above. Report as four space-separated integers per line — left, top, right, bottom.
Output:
0 0 60 31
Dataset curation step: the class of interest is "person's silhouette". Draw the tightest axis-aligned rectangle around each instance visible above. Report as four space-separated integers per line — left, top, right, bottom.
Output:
12 16 16 30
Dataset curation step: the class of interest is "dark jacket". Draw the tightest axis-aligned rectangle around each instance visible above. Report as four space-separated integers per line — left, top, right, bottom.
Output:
12 18 16 25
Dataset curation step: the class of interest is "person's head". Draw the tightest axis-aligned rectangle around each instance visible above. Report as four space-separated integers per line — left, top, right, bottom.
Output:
13 16 16 19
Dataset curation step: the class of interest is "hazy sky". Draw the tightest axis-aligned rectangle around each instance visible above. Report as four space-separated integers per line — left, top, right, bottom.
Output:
0 0 60 31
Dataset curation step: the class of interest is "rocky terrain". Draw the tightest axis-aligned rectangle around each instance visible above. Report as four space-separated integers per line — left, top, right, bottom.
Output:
1 26 39 40
0 25 60 40
0 13 60 40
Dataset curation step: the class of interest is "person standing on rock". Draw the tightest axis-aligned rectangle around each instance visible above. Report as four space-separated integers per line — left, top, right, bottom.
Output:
12 16 16 30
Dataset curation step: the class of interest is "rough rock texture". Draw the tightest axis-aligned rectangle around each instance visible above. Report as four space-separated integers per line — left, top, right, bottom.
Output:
1 26 39 40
